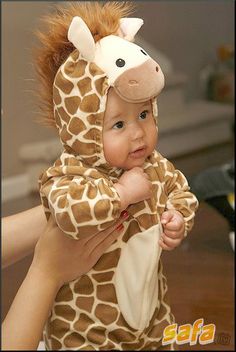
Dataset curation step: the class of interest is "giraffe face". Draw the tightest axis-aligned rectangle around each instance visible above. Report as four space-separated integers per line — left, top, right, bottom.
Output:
103 88 158 170
94 35 165 103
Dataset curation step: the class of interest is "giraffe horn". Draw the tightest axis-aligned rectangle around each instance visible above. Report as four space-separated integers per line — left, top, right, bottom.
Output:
119 18 144 41
68 16 96 62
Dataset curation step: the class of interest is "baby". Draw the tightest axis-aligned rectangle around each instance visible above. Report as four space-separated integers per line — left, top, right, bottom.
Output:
37 2 198 350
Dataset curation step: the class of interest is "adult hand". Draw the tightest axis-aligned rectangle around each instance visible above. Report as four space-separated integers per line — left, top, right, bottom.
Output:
30 211 129 288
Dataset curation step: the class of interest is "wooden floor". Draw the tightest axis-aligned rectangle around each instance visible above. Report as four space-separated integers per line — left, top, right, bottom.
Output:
2 193 235 351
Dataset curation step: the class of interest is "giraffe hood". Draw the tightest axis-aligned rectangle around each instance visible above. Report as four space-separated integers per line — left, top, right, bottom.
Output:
53 16 164 173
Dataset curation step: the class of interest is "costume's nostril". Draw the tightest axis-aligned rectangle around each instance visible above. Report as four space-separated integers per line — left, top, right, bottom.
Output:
128 80 138 86
156 66 159 72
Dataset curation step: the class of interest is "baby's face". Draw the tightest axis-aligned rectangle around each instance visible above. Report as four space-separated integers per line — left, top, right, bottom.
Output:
103 88 157 170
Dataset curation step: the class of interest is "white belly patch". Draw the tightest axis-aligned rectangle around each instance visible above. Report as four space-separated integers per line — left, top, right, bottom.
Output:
113 224 162 331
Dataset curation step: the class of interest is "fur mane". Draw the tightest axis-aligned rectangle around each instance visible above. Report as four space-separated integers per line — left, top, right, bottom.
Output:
33 1 135 127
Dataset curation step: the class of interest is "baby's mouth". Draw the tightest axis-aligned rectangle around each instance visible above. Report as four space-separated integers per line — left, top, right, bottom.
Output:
129 146 147 159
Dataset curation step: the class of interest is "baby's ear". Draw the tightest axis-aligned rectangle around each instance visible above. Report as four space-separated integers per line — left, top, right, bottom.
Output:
119 18 144 41
68 16 96 61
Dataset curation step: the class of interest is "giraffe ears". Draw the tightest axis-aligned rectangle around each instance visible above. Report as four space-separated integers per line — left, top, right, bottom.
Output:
68 17 96 61
119 18 144 41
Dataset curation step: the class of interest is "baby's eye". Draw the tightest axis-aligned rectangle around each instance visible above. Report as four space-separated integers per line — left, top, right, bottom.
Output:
113 121 124 129
139 110 149 120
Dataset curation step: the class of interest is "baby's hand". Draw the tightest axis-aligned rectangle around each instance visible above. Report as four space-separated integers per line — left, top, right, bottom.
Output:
114 167 152 211
159 210 185 251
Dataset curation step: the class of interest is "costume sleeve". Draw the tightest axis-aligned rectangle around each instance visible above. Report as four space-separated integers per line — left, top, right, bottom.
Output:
40 174 121 240
157 152 199 234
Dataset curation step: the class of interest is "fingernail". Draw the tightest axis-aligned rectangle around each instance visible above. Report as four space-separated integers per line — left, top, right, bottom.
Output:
116 224 124 232
121 211 129 219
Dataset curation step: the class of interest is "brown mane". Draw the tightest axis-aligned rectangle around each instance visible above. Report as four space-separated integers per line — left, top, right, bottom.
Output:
33 1 135 128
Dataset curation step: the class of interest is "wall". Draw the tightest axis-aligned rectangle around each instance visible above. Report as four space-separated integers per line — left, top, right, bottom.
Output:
2 1 234 178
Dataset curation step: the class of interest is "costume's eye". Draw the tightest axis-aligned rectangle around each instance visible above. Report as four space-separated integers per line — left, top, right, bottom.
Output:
116 58 126 67
113 121 124 129
140 49 147 56
139 110 148 120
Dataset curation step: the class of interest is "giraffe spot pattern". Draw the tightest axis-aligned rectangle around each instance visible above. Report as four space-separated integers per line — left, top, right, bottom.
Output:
51 338 62 350
121 339 145 350
95 77 108 96
94 199 111 221
95 303 118 325
74 313 94 332
68 116 86 135
55 71 74 94
61 124 73 143
71 201 93 223
64 96 81 115
80 94 100 113
68 182 85 200
72 139 97 156
108 328 136 343
92 271 114 283
86 184 98 199
77 77 92 96
87 326 106 345
93 248 121 271
54 305 76 321
53 86 62 105
64 58 87 78
50 318 70 339
55 212 76 233
74 275 94 295
96 283 117 304
55 285 73 302
58 106 71 123
76 296 94 313
64 332 85 348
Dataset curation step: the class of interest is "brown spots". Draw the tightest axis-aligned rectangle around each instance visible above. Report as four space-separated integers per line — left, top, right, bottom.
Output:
50 188 67 204
54 71 74 94
147 320 169 339
95 77 108 96
56 176 74 187
108 328 136 343
54 109 62 128
51 338 62 350
54 305 76 321
86 184 98 199
87 326 106 345
100 341 116 350
92 271 114 283
71 50 79 61
122 219 140 242
76 296 94 313
96 284 117 304
136 213 156 230
68 182 85 200
58 107 71 124
68 117 86 135
95 303 118 325
64 59 87 78
116 313 136 332
53 86 62 105
55 212 76 233
74 275 94 295
64 96 81 115
71 201 93 223
77 77 92 96
57 196 67 209
121 339 145 350
72 139 97 156
74 313 94 332
60 125 73 143
89 62 104 76
87 112 103 126
50 318 70 339
64 332 85 348
93 248 121 271
80 94 100 113
55 285 73 302
94 199 110 221
83 128 100 141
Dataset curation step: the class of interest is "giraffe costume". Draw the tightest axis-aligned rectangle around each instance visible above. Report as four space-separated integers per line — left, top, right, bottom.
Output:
36 2 198 350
